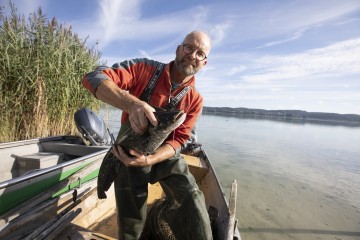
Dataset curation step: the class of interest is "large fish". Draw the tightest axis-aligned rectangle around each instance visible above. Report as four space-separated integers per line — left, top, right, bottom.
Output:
97 108 186 199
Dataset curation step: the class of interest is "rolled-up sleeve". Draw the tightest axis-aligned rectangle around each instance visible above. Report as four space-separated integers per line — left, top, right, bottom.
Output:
82 66 115 96
82 59 154 97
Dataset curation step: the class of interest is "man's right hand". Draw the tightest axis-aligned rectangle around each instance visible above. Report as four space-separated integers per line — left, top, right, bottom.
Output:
128 101 158 134
94 80 158 134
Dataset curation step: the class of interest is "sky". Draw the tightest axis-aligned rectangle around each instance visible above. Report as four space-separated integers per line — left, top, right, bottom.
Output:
3 0 360 114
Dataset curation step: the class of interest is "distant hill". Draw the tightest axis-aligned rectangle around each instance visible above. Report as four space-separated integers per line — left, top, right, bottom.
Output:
202 106 360 123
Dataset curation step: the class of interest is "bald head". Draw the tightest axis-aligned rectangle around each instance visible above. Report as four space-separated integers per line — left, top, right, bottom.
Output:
173 31 211 78
182 31 212 55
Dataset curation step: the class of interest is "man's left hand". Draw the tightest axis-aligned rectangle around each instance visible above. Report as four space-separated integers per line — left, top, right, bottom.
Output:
112 144 152 167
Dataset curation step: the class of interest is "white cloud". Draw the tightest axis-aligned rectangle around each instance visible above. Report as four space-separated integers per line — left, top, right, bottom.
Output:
227 65 247 76
204 0 360 47
96 0 141 45
256 28 308 49
74 3 211 49
334 17 360 26
137 49 151 59
196 36 360 113
241 38 360 82
208 22 231 46
12 0 355 114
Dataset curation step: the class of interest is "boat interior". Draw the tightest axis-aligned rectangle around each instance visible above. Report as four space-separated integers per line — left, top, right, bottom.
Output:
0 137 240 239
0 136 108 182
0 107 240 239
54 149 233 239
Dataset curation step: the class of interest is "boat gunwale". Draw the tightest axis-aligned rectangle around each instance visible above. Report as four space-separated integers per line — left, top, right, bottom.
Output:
201 149 229 206
0 135 78 149
199 149 235 239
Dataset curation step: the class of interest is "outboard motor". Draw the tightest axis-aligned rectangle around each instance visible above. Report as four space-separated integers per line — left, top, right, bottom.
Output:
74 108 113 146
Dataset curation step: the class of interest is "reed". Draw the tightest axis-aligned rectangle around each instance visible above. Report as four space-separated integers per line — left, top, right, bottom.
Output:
0 3 102 142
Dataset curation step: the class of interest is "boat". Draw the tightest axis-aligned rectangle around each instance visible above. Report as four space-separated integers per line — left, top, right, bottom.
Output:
0 108 241 240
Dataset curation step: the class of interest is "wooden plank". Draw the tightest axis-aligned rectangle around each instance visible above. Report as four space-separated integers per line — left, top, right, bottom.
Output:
23 216 59 240
69 188 115 229
24 192 86 240
227 180 237 240
0 179 70 226
0 157 100 227
0 161 101 237
41 209 81 240
0 197 59 238
0 178 97 238
54 184 117 239
91 232 117 240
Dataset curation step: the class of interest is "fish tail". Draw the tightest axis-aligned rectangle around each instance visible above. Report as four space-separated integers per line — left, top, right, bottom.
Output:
97 149 118 199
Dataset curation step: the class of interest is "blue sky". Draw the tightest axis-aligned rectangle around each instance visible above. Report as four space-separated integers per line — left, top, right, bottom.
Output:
3 0 360 114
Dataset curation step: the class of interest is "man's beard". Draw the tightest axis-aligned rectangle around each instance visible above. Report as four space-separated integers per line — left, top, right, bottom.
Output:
174 56 199 76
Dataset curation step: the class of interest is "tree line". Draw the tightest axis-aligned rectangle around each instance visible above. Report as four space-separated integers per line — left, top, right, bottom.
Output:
202 106 360 123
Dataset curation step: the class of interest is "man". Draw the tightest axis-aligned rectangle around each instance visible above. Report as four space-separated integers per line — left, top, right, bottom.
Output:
82 31 212 239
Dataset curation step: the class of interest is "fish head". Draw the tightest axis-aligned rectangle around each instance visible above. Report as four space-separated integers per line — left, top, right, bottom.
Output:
152 109 186 132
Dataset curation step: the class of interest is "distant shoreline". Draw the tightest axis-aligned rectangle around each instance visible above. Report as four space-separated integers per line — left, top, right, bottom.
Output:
202 106 360 127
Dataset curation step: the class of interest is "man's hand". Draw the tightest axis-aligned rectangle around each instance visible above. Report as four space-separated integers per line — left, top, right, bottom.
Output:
94 80 158 134
112 143 176 167
112 144 152 167
128 101 158 134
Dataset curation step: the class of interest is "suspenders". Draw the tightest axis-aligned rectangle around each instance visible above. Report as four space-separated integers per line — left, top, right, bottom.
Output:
165 86 191 110
139 62 191 110
139 62 165 103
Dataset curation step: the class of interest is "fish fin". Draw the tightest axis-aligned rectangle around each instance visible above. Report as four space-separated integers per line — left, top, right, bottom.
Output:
117 134 129 144
97 150 119 199
98 191 107 199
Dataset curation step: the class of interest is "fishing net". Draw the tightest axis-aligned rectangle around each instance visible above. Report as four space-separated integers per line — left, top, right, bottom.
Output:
139 198 219 240
139 199 177 240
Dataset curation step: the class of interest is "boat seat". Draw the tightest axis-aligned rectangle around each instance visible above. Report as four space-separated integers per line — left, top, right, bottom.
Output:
40 142 108 157
15 152 64 176
182 154 208 182
147 154 208 204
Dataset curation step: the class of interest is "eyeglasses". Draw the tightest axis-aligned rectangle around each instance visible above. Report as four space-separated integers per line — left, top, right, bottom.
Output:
180 44 207 61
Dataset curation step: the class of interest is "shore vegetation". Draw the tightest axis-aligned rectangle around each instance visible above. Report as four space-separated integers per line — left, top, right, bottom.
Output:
0 3 102 142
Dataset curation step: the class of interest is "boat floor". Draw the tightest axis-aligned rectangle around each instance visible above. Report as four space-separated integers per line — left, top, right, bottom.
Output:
55 214 118 240
54 154 209 240
91 213 118 239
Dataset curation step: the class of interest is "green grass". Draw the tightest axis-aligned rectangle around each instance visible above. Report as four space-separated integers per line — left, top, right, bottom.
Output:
0 3 102 142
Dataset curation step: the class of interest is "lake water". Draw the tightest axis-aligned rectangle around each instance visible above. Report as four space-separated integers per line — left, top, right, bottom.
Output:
101 109 360 240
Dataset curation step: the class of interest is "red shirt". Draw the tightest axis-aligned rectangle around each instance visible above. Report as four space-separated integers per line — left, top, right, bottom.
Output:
82 58 203 151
